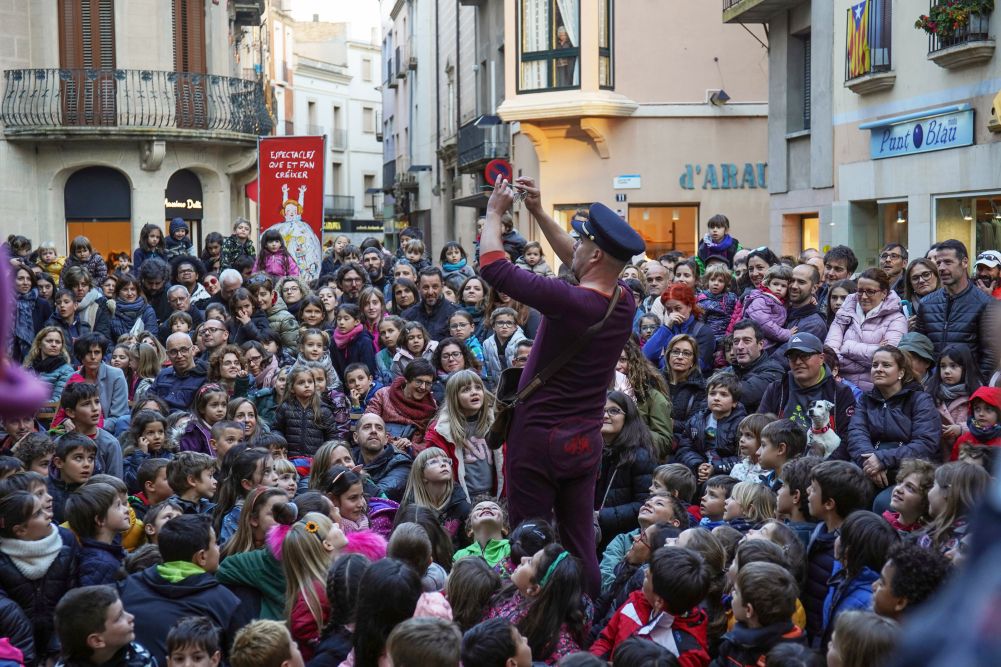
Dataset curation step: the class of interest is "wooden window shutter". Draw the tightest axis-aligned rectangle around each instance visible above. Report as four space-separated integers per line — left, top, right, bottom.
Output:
173 0 207 74
58 0 116 126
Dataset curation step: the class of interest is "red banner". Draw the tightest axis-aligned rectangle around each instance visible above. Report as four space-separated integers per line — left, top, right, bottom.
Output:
258 135 326 280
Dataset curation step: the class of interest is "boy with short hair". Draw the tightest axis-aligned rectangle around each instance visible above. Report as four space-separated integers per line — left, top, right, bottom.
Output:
142 499 184 545
678 371 748 482
599 494 690 591
209 421 244 461
48 433 98 523
54 585 156 667
699 475 738 530
118 515 248 667
65 482 130 586
167 311 194 335
776 455 821 548
220 218 256 270
757 419 807 492
344 362 382 426
871 542 950 621
167 451 218 515
229 620 303 667
387 617 462 667
55 382 124 478
804 460 871 646
165 616 221 667
650 462 701 523
129 459 173 521
460 618 532 667
717 562 806 665
403 239 430 273
13 432 55 475
591 546 710 664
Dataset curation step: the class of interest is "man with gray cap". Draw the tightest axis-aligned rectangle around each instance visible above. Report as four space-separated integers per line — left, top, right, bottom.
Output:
479 175 644 597
897 331 936 388
759 332 856 454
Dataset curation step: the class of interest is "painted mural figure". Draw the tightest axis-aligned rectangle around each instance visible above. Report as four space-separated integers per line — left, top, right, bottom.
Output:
273 183 322 282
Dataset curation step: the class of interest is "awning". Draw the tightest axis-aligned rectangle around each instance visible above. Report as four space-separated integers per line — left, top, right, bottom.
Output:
858 104 971 129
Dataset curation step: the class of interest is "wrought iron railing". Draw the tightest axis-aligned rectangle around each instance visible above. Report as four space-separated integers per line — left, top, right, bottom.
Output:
928 2 992 53
845 0 892 81
330 128 346 149
722 0 747 11
1 68 271 136
457 120 509 172
324 195 355 217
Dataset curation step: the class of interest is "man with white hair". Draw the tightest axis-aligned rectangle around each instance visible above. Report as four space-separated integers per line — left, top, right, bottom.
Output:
160 284 204 344
208 268 243 306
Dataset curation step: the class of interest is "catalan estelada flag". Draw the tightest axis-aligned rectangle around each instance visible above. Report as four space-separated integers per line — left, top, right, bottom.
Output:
848 0 870 79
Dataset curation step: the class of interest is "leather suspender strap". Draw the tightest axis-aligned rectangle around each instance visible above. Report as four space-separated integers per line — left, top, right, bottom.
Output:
513 285 622 404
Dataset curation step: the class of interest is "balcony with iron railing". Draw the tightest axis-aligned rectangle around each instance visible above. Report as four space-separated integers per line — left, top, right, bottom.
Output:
844 1 895 94
330 128 346 150
722 0 804 24
925 1 995 68
306 123 324 136
324 194 355 218
385 56 398 89
457 120 509 173
0 69 271 143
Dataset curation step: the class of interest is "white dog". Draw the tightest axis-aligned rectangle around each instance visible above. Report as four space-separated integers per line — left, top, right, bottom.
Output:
806 400 841 459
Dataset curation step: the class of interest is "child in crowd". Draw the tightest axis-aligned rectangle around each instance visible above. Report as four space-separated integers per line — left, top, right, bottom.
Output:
322 465 370 533
387 617 462 667
331 303 377 384
62 235 108 284
677 371 747 481
272 457 299 500
179 384 230 456
274 365 341 458
821 511 899 650
129 459 173 521
482 308 527 379
167 451 219 515
46 289 91 360
599 493 689 592
123 410 175 493
723 481 777 533
440 242 476 288
486 544 590 664
209 421 246 462
697 214 741 269
48 434 98 523
717 562 806 664
637 314 661 347
929 345 980 460
54 585 156 667
403 239 430 273
454 500 511 573
649 463 698 522
167 312 193 335
164 217 194 260
65 482 130 585
36 241 66 286
25 326 75 401
743 265 796 350
0 489 79 666
392 321 437 377
85 474 146 551
221 218 256 269
590 546 710 664
447 557 502 632
950 386 1001 460
916 461 990 557
389 522 447 592
201 232 224 273
165 617 221 667
729 413 772 483
296 328 342 391
142 499 183 545
514 241 554 277
230 620 303 667
254 229 300 278
882 457 934 535
447 311 486 372
757 418 807 491
804 460 871 646
460 618 532 667
776 455 821 548
871 542 950 622
133 223 168 269
699 475 738 530
698 263 739 343
215 447 277 545
12 433 55 475
376 316 405 384
826 611 900 667
344 363 382 427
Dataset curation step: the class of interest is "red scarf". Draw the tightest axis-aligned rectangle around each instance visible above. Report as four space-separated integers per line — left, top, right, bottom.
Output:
387 376 437 423
333 323 364 351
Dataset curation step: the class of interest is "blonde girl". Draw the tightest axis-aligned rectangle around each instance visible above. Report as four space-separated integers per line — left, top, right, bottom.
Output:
423 370 500 501
917 461 990 556
25 326 75 401
132 343 162 403
401 447 471 545
268 504 347 660
296 327 341 391
220 486 288 558
273 457 299 500
136 332 167 366
729 413 774 482
723 480 777 530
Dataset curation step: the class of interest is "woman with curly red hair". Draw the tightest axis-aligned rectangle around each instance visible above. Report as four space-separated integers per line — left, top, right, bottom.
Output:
642 283 716 373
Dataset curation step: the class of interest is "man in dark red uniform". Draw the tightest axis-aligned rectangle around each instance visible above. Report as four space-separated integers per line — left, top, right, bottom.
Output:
480 176 644 595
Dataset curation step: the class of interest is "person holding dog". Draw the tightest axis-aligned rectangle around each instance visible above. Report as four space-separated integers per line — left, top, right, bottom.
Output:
759 332 856 459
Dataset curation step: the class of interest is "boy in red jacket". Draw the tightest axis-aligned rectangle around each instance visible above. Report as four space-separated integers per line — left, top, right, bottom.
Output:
951 386 1001 463
591 547 710 667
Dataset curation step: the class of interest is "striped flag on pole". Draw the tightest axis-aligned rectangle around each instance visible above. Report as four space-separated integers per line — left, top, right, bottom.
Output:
848 0 870 79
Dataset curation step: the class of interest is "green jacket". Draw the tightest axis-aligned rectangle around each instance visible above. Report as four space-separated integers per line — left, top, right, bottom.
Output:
453 538 511 568
639 388 674 461
216 547 286 620
599 528 639 592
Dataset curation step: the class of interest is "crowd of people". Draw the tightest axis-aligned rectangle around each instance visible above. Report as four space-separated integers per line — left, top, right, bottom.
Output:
0 198 998 667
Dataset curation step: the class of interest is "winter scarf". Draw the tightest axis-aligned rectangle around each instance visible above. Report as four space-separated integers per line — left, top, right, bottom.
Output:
937 382 969 403
333 323 364 351
443 258 468 273
31 355 67 374
340 514 371 534
387 376 437 422
14 289 37 353
0 524 63 580
967 416 1001 443
701 234 735 252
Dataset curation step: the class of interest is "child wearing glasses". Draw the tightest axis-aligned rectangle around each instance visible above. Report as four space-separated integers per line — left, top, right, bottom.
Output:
482 307 527 380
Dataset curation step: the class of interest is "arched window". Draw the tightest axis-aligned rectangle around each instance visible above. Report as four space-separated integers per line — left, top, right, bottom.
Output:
64 166 132 262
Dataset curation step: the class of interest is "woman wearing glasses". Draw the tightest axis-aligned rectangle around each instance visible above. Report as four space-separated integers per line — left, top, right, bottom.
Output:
665 334 707 428
594 391 656 552
825 268 908 392
429 337 481 404
904 258 941 325
365 358 438 452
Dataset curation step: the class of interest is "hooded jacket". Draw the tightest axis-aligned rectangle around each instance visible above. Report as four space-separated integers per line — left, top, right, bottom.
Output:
677 403 749 475
215 547 286 621
111 297 159 340
847 382 941 474
742 288 793 348
759 366 857 453
350 443 413 502
916 280 996 381
726 352 786 413
164 219 193 261
821 561 879 650
117 564 250 667
950 386 1001 458
424 410 504 501
825 291 908 391
712 621 806 667
149 360 209 411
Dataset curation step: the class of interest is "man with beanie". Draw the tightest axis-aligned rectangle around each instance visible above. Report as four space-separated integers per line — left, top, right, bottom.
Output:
165 218 194 260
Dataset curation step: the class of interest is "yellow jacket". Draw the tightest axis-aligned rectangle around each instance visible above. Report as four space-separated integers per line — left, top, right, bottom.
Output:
38 256 66 286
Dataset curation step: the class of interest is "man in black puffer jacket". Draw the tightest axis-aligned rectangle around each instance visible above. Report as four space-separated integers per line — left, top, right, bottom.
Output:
727 320 786 412
351 414 412 502
916 239 996 381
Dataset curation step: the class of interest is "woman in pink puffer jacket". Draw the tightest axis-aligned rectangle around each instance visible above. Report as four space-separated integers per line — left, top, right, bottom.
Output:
825 268 908 392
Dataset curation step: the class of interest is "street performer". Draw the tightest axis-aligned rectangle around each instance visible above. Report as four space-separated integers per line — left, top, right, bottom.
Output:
479 175 644 595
